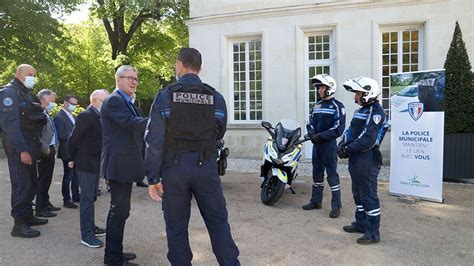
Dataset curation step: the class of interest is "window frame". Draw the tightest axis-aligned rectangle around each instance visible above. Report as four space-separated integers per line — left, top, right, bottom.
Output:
379 25 424 117
304 31 334 116
228 37 263 123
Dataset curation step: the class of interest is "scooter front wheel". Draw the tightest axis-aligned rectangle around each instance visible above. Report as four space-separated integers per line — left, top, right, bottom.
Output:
261 175 286 206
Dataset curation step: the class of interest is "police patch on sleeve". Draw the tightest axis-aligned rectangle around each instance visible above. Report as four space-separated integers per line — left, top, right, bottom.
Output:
373 114 382 124
2 97 13 107
173 92 214 105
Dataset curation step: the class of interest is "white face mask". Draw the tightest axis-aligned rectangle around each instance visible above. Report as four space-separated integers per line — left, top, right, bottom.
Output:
23 76 35 89
47 102 57 111
67 104 77 113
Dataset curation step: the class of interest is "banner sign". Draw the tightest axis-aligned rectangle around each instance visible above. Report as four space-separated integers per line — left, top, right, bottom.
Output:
389 69 445 202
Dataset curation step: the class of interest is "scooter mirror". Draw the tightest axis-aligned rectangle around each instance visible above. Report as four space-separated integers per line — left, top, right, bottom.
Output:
261 121 273 129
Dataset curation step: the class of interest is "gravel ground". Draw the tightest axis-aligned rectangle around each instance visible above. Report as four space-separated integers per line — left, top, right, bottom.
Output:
0 157 473 265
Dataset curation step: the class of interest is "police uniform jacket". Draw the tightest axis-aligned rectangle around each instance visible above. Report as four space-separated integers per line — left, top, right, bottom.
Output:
309 98 346 141
100 90 148 182
340 101 388 156
0 78 45 153
145 73 227 185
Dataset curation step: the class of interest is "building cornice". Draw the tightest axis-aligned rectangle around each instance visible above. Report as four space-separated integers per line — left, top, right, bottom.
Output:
187 0 444 26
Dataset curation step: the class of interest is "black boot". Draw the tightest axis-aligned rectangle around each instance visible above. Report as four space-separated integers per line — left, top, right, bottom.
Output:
25 213 48 226
11 218 40 238
329 207 340 218
302 202 322 210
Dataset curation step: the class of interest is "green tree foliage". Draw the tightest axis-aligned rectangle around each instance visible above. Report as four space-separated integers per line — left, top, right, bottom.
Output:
444 22 474 133
0 1 64 86
1 0 189 111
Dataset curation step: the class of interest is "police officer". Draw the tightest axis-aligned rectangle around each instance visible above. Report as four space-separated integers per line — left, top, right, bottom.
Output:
0 64 48 238
337 77 388 245
303 74 346 218
145 48 240 265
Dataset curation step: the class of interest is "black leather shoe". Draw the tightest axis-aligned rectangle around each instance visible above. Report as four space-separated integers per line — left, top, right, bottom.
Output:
302 202 322 210
72 197 80 203
329 208 340 218
357 236 380 245
123 253 136 261
64 201 78 209
47 205 61 212
104 253 137 264
36 210 57 218
11 225 40 238
25 217 48 226
136 181 148 187
343 225 365 234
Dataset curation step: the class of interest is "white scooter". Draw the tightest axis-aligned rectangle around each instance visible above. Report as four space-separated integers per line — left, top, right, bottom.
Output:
259 119 310 206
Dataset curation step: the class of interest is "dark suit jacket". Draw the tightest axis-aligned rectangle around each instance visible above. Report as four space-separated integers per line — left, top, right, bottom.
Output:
67 106 102 174
100 91 147 182
53 109 74 160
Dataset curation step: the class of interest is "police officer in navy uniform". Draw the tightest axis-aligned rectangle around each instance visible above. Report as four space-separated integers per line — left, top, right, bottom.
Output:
146 48 240 265
338 77 388 245
303 74 346 218
0 64 48 238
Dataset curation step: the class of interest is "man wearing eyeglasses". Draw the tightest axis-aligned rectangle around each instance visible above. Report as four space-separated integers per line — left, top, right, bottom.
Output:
101 65 147 265
54 95 80 209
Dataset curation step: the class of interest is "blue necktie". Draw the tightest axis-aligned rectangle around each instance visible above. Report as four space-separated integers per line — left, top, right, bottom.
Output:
129 101 138 117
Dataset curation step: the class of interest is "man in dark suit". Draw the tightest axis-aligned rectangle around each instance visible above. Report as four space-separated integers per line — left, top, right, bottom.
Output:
131 92 148 188
101 65 147 265
68 89 109 248
53 95 80 208
36 89 61 218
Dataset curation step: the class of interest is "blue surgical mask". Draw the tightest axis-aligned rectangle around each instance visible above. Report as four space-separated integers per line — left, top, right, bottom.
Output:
23 76 35 89
47 102 57 111
67 104 76 113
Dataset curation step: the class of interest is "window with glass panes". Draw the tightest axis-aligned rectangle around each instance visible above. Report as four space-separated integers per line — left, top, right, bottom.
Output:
382 28 422 116
306 33 332 113
231 39 262 121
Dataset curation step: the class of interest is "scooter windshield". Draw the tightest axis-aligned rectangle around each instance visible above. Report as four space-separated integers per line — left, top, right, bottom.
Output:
274 118 301 151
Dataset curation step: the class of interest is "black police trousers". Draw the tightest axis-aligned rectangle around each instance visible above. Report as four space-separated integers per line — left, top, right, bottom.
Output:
3 137 39 219
162 151 240 266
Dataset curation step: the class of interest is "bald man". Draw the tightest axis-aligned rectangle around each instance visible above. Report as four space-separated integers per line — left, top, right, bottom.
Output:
68 89 109 248
0 64 48 238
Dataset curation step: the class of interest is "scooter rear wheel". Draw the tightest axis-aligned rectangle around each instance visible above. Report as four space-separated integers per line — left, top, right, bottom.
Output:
261 175 286 206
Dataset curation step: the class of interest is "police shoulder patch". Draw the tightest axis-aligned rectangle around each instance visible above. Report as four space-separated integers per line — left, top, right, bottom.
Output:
372 114 382 124
2 97 13 107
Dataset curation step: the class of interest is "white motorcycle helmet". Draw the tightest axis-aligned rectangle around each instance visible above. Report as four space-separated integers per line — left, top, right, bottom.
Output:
343 77 381 105
312 74 337 97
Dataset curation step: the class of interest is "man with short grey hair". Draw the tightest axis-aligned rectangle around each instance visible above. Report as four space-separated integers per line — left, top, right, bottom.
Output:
36 89 61 218
102 65 147 265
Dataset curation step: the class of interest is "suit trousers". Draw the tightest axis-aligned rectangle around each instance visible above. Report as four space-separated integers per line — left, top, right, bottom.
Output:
104 180 133 265
78 170 100 241
61 159 80 201
36 145 56 211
